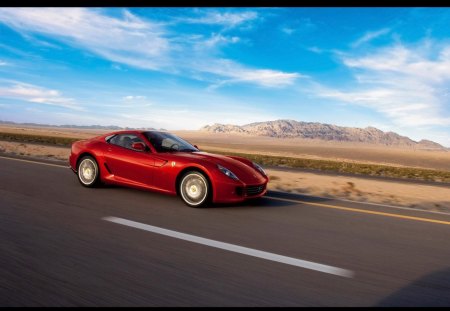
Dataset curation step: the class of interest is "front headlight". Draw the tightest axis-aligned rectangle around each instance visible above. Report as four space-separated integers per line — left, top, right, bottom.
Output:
217 164 239 181
252 162 267 176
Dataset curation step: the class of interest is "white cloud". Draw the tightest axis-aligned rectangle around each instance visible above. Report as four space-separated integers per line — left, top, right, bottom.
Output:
282 17 316 35
313 42 450 129
0 60 7 66
307 46 323 54
111 64 124 71
0 8 299 88
281 27 295 35
0 8 171 70
33 93 278 131
18 32 62 49
0 82 82 110
25 107 43 112
123 95 147 101
116 107 277 130
179 11 258 28
343 44 450 84
201 33 240 48
199 59 302 89
352 28 391 48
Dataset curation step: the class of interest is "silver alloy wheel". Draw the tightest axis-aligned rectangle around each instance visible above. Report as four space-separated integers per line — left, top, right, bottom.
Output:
78 158 98 186
180 172 208 206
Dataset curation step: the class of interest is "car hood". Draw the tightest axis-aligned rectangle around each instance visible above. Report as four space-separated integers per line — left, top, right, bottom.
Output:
176 151 266 184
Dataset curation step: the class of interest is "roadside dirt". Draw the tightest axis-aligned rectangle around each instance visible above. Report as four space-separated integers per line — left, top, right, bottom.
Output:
1 140 449 213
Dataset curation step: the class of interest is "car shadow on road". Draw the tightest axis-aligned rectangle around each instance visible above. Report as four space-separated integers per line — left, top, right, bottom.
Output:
376 268 450 307
265 190 335 204
211 196 294 209
96 183 335 210
211 190 334 209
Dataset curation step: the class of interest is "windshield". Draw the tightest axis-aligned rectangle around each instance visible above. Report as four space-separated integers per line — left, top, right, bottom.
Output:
143 131 198 153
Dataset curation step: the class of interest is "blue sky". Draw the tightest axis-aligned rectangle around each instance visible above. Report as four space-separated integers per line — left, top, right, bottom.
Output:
1 8 450 146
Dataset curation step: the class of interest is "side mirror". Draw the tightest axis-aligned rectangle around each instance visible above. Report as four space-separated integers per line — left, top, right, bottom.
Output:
131 142 146 151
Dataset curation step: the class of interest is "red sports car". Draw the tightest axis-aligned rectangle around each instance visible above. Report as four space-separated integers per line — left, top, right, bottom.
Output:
69 130 269 207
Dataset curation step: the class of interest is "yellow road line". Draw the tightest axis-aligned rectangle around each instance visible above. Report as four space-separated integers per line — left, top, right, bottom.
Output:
1 154 448 226
0 155 68 169
266 196 450 226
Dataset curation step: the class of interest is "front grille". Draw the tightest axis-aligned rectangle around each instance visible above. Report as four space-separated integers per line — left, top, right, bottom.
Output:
245 184 265 196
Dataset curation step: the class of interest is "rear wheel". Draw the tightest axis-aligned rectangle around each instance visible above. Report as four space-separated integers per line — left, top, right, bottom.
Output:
179 171 210 208
77 155 100 187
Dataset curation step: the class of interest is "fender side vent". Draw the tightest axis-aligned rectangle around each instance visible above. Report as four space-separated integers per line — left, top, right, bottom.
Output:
104 162 112 174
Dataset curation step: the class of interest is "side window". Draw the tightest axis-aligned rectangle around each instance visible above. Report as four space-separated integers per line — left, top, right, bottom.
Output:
161 137 179 150
108 134 147 151
107 135 119 145
105 134 116 143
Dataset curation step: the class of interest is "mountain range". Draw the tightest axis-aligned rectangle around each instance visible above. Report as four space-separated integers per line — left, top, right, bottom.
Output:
1 119 446 150
200 119 446 150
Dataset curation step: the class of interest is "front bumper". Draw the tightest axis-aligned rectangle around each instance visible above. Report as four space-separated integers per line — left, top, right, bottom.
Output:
212 180 268 203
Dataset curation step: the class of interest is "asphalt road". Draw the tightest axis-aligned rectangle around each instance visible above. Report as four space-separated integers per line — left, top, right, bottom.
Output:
1 155 450 306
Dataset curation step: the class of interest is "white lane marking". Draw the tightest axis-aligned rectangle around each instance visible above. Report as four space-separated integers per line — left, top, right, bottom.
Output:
103 216 354 278
0 155 68 168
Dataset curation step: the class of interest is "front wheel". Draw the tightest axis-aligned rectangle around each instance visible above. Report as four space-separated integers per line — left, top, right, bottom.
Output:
179 171 210 208
77 155 100 187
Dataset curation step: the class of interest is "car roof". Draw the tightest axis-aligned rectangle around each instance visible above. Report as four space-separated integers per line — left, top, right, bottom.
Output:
107 129 166 136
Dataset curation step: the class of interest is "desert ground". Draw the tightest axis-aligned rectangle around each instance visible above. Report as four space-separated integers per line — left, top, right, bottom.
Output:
1 124 450 212
174 131 450 171
0 124 111 139
1 124 449 170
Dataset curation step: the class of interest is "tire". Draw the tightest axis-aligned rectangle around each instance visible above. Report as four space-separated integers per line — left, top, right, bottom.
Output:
179 171 210 208
77 155 100 187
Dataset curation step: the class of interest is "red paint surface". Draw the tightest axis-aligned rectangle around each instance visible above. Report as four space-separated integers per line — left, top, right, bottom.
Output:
69 130 268 203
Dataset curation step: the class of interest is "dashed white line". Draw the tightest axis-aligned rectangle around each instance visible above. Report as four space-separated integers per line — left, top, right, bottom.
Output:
102 216 354 278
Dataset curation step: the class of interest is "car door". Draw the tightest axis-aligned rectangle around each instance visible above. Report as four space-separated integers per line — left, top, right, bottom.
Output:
104 133 155 186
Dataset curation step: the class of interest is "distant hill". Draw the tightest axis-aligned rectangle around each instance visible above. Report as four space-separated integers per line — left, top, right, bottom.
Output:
201 119 447 150
0 120 160 131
